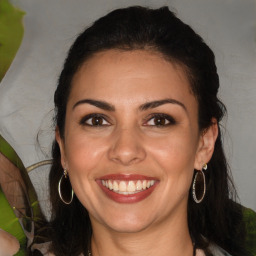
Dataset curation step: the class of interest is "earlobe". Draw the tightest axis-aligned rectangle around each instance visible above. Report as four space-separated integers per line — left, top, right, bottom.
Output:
194 119 218 170
55 127 67 169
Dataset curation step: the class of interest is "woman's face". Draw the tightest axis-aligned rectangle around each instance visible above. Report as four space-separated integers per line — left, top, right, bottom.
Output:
57 50 214 233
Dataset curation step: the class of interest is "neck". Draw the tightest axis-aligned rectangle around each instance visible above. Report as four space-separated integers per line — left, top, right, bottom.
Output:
90 211 193 256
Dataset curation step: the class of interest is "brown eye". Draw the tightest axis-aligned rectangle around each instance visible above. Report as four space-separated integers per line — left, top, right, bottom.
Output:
91 116 104 125
145 114 176 127
80 114 110 126
153 117 168 126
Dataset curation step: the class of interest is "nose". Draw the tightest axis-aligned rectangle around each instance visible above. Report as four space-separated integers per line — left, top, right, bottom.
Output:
108 127 146 166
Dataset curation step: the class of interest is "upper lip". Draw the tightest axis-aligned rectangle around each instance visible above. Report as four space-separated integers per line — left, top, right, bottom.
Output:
96 174 158 181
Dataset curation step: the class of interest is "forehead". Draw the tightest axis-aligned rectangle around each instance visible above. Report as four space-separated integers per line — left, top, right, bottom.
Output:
70 50 194 101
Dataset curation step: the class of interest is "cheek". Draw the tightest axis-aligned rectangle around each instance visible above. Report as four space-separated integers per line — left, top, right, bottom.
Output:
149 130 198 169
147 130 198 190
63 134 108 209
65 133 107 177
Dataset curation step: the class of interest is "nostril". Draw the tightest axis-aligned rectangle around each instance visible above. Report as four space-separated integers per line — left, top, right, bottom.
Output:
107 131 146 165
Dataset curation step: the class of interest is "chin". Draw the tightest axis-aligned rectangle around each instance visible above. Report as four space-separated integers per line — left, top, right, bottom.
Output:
108 221 151 233
101 210 155 233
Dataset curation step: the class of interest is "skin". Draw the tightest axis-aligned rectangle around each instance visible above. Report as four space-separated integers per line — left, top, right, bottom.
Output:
56 50 218 256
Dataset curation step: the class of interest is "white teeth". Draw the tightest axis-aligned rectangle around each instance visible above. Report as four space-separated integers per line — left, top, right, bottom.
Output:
142 180 147 189
108 180 113 190
119 181 126 192
136 180 142 190
113 181 119 191
101 179 156 194
127 181 136 192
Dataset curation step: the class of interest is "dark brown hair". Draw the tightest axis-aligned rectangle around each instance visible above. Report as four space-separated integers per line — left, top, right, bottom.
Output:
47 6 248 256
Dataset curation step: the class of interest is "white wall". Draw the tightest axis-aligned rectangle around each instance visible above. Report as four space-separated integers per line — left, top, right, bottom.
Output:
1 0 255 213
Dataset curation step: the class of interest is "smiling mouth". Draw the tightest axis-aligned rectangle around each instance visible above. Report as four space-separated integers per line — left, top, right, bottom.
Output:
97 174 158 203
101 179 156 195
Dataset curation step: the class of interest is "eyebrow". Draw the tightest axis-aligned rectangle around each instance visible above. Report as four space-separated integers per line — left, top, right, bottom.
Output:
73 99 115 111
72 98 187 112
139 99 187 112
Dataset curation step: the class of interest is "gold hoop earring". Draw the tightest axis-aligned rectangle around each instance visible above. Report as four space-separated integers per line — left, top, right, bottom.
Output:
58 169 74 205
192 164 207 203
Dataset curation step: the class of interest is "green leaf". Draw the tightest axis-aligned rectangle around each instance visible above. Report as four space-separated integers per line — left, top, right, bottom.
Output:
243 207 256 255
0 134 46 254
0 188 26 255
0 0 25 81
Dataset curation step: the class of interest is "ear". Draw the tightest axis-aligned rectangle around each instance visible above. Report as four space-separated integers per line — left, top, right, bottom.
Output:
194 119 218 170
55 127 68 169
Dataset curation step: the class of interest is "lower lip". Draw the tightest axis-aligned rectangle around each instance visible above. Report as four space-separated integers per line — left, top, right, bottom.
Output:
97 181 158 204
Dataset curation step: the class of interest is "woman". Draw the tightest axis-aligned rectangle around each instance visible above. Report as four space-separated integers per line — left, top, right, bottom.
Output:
40 6 250 256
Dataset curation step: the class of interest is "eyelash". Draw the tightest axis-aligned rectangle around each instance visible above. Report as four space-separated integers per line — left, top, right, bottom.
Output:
79 113 176 127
